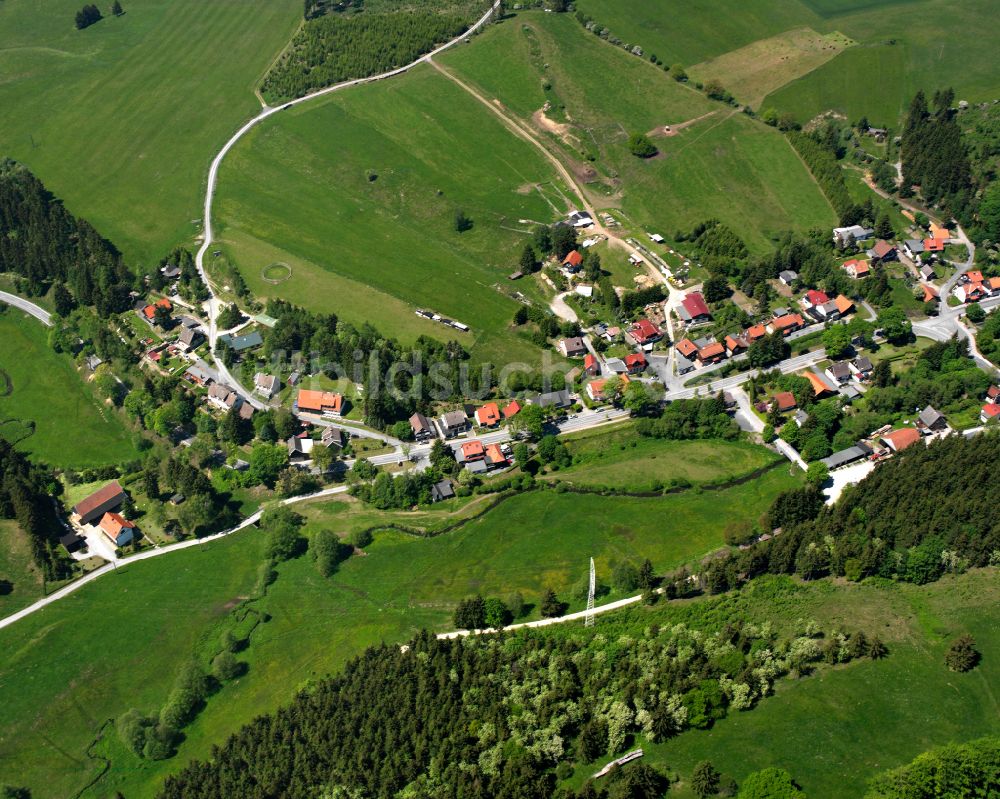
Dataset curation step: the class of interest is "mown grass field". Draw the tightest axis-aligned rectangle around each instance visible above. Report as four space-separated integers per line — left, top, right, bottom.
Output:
651 571 1000 798
215 63 571 362
541 423 782 490
440 13 836 253
0 520 44 617
0 469 797 798
0 311 138 468
0 0 301 266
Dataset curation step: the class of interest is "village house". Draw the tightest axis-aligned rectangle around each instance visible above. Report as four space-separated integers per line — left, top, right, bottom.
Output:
460 440 486 463
825 362 852 385
527 389 572 409
409 412 436 442
475 403 502 428
583 353 599 376
177 326 204 351
431 480 455 502
183 362 214 387
773 392 797 413
139 297 174 328
767 313 805 336
903 239 925 260
778 270 798 286
923 238 946 255
287 436 315 462
981 404 1000 424
919 263 937 281
842 258 870 279
954 281 989 303
218 331 264 354
624 353 647 374
558 337 587 358
821 443 872 471
626 319 663 347
985 385 1000 405
676 355 695 375
604 357 627 375
675 338 698 359
161 263 181 280
725 335 747 356
72 481 128 526
503 400 521 419
745 324 767 343
676 292 711 326
850 356 873 380
99 511 136 547
881 427 921 453
485 443 508 469
930 222 952 241
833 225 874 249
801 289 830 311
803 371 836 398
439 410 468 438
296 389 344 417
253 373 280 399
60 532 85 554
208 383 241 412
922 284 939 304
568 211 594 228
916 405 948 434
562 250 584 272
321 426 346 450
696 341 726 365
866 240 897 263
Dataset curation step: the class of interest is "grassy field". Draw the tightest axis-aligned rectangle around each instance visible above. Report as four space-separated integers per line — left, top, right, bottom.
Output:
648 570 1000 798
0 0 301 266
573 0 1000 128
0 470 798 798
0 521 44 617
0 311 138 468
440 13 836 253
541 424 782 490
215 63 571 362
688 28 854 110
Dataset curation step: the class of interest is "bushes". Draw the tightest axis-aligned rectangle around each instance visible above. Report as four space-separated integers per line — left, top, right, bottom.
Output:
311 529 351 577
261 12 470 102
944 634 980 672
628 133 658 158
787 132 858 223
865 736 1000 798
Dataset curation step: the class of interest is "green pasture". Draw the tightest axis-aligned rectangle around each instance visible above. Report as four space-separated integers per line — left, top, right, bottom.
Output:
0 469 797 798
0 312 138 468
215 63 570 363
0 520 44 617
440 14 836 253
542 423 782 490
0 0 301 266
655 570 1000 798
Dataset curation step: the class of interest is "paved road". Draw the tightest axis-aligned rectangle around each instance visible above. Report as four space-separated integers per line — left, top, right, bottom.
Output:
0 291 52 327
665 349 828 401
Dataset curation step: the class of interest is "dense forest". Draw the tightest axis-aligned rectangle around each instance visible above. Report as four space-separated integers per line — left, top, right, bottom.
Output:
901 89 973 213
865 735 1000 798
697 431 1000 593
160 612 874 799
788 131 858 223
0 159 135 315
260 12 470 102
0 440 68 578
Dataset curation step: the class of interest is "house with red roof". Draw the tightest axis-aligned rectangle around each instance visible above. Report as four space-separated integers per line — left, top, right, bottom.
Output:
624 352 647 374
842 259 870 279
773 392 797 413
696 342 726 364
562 250 583 271
296 389 344 417
802 371 835 397
981 403 1000 424
867 240 897 262
677 292 711 325
460 440 486 462
583 353 599 376
954 281 989 303
503 400 522 419
725 335 747 355
485 444 508 468
745 324 767 342
881 427 921 453
99 511 136 547
767 313 805 336
801 289 830 310
923 238 946 253
627 319 662 347
474 403 502 428
675 338 698 358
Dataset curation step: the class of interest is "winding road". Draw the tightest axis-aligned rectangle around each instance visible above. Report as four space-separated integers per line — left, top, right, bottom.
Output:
0 291 51 327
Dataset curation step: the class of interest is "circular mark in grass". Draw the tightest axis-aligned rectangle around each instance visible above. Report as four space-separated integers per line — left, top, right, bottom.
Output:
261 262 292 284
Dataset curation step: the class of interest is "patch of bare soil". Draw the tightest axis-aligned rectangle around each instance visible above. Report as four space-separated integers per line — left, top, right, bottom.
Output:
647 110 718 138
532 104 581 148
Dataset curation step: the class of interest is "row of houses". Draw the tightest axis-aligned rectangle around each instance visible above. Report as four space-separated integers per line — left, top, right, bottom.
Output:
954 271 1000 303
820 407 950 470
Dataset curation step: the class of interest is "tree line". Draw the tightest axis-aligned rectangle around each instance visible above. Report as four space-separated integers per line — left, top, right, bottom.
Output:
865 735 999 798
260 12 470 102
0 160 134 316
158 611 874 799
696 431 1000 593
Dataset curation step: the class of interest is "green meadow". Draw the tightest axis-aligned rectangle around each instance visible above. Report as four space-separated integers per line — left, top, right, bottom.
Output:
0 0 301 266
0 311 138 468
215 63 573 362
440 13 836 253
0 521 44 617
652 571 1000 798
0 468 797 798
542 423 783 491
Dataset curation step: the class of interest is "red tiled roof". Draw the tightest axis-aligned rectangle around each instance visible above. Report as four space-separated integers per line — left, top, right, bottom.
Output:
802 371 834 396
834 295 855 315
73 481 125 519
475 403 501 426
982 403 1000 418
805 289 829 306
296 389 343 414
771 313 804 331
698 342 725 360
624 352 647 370
461 440 486 459
843 258 870 277
883 427 921 451
503 400 522 418
987 386 1000 399
675 338 698 357
871 240 895 257
746 324 767 341
631 319 661 342
584 353 597 370
922 285 939 303
923 238 946 252
99 511 135 538
563 250 583 267
682 292 710 318
774 392 797 412
967 271 984 283
485 443 507 465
